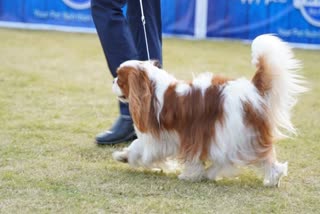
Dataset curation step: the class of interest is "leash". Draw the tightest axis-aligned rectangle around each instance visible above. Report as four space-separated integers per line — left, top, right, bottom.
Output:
139 0 151 61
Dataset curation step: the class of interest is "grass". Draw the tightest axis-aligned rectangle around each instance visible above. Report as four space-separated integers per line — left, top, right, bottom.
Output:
0 28 319 213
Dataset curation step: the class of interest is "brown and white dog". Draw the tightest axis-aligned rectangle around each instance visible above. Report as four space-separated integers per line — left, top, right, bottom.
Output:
112 35 307 186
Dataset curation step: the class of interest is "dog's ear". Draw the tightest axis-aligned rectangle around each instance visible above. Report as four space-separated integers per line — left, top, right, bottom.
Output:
128 68 152 132
150 59 162 68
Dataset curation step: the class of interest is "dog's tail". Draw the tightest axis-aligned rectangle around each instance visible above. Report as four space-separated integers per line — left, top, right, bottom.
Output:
251 34 308 139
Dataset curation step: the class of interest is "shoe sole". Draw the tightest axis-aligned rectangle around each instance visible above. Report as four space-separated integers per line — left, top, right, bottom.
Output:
95 131 137 146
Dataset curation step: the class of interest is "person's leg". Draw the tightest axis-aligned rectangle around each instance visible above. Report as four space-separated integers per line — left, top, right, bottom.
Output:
127 0 162 64
91 0 139 75
91 0 162 144
91 0 137 144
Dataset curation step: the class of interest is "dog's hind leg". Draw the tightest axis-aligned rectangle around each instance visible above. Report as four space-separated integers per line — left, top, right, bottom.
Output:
262 149 288 187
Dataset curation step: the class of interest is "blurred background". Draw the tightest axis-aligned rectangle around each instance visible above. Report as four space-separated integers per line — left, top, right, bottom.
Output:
0 0 319 49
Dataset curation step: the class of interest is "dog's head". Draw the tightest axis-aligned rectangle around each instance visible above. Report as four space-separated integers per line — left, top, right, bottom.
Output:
113 60 159 131
113 60 155 103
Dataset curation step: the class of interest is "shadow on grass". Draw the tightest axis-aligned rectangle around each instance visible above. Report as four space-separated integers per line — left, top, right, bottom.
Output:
108 162 267 189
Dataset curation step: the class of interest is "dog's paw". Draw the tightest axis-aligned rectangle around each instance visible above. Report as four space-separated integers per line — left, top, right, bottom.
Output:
264 161 288 187
112 150 128 163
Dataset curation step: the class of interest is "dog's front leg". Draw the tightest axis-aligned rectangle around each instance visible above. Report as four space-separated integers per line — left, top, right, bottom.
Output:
112 147 129 163
178 160 206 182
112 138 144 167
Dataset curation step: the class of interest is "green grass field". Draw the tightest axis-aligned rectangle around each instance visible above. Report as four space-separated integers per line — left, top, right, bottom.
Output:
0 28 319 213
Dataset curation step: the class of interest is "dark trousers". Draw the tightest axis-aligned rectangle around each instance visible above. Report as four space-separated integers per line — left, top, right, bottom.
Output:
91 0 162 116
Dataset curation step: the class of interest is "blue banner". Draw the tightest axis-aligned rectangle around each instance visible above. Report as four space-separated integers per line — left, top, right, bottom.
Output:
161 0 195 36
0 0 319 48
207 0 320 45
0 0 94 28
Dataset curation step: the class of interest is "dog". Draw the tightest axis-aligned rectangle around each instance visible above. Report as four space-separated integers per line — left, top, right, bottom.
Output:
112 35 307 187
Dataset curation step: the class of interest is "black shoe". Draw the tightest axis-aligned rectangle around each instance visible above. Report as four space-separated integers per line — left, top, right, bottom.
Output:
95 115 136 145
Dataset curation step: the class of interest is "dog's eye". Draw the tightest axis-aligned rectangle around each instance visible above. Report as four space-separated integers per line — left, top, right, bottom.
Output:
117 79 124 86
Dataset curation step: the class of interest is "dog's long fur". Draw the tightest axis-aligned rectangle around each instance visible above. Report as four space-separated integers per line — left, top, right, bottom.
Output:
112 35 307 186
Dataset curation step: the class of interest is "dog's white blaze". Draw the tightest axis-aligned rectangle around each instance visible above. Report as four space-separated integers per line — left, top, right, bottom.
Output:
120 60 142 70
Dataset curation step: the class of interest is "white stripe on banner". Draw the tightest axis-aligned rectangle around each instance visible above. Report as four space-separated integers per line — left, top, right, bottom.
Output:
0 21 96 34
194 0 208 39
